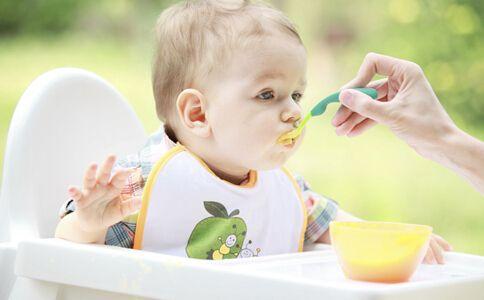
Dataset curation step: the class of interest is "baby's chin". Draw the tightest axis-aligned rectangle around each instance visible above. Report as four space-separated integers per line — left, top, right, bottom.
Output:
236 139 302 171
251 151 296 171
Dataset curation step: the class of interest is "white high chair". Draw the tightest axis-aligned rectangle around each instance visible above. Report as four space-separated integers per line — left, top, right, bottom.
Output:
0 68 147 299
0 68 328 300
1 68 484 300
0 68 330 300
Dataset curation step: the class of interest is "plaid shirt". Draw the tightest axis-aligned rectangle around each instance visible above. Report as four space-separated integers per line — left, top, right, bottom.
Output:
60 127 338 248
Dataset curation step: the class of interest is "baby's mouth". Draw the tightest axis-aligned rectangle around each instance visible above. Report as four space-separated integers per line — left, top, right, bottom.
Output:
277 131 298 146
281 138 296 147
277 121 301 146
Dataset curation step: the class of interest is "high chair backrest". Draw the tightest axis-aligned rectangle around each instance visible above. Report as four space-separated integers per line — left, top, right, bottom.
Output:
0 68 147 242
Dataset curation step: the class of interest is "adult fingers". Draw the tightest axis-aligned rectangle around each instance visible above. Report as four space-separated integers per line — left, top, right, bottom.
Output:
367 79 389 101
341 53 401 90
332 79 388 127
332 105 353 127
339 89 393 124
347 118 377 137
335 113 368 136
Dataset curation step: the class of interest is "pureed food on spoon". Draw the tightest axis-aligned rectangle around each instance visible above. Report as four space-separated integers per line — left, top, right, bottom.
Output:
277 88 378 145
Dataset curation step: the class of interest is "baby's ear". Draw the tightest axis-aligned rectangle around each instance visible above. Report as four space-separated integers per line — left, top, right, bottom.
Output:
176 89 211 138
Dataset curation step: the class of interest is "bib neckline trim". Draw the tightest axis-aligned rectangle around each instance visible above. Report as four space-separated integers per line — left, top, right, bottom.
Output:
176 143 258 189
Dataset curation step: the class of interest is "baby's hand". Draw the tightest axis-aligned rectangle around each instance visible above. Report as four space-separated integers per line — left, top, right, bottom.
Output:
423 233 453 264
67 155 141 233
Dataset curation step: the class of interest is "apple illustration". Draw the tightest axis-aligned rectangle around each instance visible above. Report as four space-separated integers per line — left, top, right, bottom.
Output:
186 201 247 259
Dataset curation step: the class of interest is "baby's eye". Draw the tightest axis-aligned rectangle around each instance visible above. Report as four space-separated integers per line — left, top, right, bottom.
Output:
292 92 303 102
257 91 274 101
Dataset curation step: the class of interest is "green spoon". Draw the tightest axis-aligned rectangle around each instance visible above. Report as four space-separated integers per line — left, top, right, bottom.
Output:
278 87 378 144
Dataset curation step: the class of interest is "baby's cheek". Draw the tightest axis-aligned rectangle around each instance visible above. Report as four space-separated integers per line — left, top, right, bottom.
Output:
218 122 274 159
222 134 255 156
236 137 269 163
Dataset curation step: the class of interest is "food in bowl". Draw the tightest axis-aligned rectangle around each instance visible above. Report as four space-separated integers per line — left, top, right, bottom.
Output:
330 221 432 283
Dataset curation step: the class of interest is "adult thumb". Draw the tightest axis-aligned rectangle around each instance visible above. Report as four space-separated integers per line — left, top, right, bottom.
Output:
339 89 390 123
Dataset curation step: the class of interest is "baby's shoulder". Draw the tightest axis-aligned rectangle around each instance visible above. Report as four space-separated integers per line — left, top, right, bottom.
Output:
114 128 173 173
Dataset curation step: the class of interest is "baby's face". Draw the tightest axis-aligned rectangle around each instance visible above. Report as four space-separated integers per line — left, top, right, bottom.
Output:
204 34 307 171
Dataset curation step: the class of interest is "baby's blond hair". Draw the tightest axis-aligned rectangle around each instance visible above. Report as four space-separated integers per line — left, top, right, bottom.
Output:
152 0 302 131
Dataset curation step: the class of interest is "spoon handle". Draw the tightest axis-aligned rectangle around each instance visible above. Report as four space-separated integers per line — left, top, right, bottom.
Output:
311 88 377 116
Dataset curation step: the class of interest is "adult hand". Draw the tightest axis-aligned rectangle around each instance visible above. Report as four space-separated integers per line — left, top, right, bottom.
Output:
332 53 484 194
333 53 455 158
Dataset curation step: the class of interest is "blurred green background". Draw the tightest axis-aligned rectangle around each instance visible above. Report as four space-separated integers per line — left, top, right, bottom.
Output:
0 0 483 254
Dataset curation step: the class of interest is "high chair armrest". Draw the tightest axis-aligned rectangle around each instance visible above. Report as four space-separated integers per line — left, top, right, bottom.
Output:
0 242 17 299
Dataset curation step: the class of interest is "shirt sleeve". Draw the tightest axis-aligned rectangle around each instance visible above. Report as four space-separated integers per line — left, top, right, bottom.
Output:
58 156 143 249
294 175 339 243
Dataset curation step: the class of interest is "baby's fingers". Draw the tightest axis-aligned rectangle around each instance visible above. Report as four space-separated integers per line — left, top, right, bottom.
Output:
423 236 447 265
97 155 117 186
433 234 453 251
67 186 82 202
424 234 452 265
423 246 436 264
68 185 92 209
83 163 98 190
110 169 135 190
97 169 137 202
85 169 135 207
430 238 445 264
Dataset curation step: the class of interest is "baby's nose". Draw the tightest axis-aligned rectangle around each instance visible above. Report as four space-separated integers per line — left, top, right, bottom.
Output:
281 111 301 126
281 106 302 124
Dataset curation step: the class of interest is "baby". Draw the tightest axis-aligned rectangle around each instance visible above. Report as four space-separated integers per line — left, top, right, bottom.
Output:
55 0 451 262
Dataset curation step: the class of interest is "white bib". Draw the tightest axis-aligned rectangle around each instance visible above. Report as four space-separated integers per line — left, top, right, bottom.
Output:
133 145 307 259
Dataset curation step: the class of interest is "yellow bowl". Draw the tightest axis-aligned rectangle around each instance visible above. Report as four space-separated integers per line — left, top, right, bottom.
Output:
330 221 432 283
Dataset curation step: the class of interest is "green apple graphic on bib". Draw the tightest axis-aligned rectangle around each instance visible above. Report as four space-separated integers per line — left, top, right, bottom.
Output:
186 201 247 260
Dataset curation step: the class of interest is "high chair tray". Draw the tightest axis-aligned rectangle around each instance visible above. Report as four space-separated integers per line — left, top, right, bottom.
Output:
218 243 484 299
14 239 484 300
